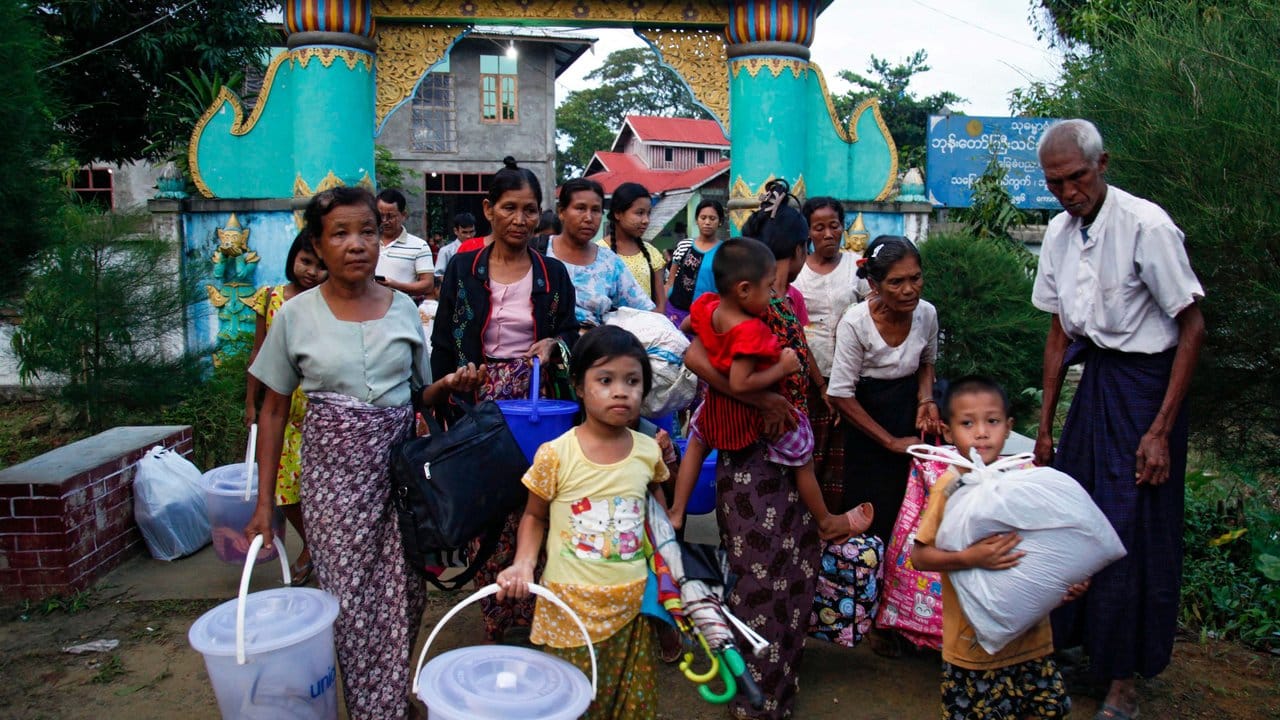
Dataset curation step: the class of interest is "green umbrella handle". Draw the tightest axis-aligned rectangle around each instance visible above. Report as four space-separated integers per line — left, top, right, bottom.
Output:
724 648 765 710
697 653 738 704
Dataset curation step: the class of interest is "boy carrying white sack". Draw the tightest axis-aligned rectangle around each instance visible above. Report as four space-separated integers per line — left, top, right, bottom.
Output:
912 375 1125 719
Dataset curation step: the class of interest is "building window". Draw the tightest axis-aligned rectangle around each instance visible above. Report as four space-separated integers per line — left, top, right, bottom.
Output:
697 149 706 164
412 61 456 152
480 54 518 123
72 167 113 210
664 147 674 163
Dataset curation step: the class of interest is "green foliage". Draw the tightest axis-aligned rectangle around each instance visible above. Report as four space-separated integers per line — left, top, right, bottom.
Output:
1031 0 1280 470
143 67 246 175
34 0 276 164
556 48 710 182
831 50 964 170
920 233 1046 425
160 350 251 471
0 3 64 290
954 155 1030 242
375 144 415 194
11 207 200 431
1180 466 1280 650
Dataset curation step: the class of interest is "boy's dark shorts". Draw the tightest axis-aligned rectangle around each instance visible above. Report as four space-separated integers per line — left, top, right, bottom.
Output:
941 656 1070 719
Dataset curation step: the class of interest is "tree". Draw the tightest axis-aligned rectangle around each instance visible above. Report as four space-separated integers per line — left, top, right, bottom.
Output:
34 0 277 164
556 48 710 182
0 3 65 290
1021 0 1280 471
830 50 963 170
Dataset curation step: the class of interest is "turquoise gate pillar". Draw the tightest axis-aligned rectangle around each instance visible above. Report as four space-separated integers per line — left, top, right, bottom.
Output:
285 0 377 195
724 0 822 230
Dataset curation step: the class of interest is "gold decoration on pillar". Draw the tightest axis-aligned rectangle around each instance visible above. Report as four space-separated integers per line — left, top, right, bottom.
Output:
843 213 870 253
728 174 807 229
372 0 727 26
291 46 373 71
729 57 806 79
375 24 468 129
636 27 729 130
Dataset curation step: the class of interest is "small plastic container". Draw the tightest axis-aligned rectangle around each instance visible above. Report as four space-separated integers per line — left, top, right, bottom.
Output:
189 535 341 720
497 357 578 463
675 438 718 515
414 584 596 720
202 462 284 565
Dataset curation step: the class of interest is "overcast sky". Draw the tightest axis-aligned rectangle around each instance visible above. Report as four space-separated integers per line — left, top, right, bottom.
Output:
555 0 1064 117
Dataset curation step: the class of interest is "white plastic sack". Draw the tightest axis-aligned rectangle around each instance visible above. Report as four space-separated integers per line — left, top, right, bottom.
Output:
133 446 211 561
603 307 697 417
918 446 1127 655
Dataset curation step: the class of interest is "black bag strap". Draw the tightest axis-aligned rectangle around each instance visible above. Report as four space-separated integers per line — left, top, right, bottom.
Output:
420 516 505 591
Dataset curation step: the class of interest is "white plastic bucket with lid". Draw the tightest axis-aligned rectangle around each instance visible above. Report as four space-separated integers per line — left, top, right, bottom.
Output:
413 584 597 720
203 424 284 564
189 535 341 720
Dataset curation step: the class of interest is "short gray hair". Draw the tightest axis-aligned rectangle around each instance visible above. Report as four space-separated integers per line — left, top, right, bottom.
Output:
1038 119 1105 163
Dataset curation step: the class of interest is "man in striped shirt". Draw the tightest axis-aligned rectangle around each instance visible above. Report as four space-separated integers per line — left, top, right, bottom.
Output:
375 188 434 301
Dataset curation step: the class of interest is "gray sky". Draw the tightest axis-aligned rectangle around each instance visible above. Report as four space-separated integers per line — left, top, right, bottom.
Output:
556 0 1064 117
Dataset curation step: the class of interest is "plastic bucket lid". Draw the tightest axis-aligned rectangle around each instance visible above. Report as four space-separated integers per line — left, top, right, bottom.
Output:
202 462 258 497
416 646 592 720
189 587 339 658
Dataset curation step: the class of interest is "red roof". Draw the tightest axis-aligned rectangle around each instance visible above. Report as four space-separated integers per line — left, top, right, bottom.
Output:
586 152 729 195
621 116 729 148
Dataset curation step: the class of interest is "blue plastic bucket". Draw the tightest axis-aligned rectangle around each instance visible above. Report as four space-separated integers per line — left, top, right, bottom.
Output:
497 357 577 463
644 413 676 436
674 438 718 515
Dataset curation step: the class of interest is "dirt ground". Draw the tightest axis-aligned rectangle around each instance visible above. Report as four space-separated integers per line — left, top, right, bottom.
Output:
2 580 1278 720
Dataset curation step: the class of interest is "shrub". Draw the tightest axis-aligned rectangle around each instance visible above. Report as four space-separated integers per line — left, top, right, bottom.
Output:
920 233 1047 428
1049 1 1280 471
161 350 250 472
11 206 201 431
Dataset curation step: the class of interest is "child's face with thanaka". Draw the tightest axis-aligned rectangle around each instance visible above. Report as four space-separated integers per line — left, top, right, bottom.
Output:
576 355 645 428
942 390 1013 465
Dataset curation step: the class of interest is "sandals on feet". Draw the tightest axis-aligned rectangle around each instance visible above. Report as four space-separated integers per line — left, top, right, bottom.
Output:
1095 703 1140 720
290 551 314 587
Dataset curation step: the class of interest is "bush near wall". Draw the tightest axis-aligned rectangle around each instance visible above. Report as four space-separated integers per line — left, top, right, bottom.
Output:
920 233 1046 427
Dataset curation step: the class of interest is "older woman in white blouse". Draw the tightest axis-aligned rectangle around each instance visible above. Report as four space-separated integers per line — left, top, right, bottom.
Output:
826 235 941 546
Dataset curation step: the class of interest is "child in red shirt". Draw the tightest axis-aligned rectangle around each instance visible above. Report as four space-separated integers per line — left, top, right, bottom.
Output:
674 237 870 541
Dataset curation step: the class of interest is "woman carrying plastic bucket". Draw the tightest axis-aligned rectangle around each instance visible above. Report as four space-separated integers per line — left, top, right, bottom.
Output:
244 187 485 719
431 158 580 644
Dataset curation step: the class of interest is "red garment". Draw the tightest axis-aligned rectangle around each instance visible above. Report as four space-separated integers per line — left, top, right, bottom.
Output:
457 236 487 254
689 294 781 451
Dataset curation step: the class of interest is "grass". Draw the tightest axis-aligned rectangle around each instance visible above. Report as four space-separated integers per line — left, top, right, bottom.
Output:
15 588 97 620
0 400 83 469
88 655 126 684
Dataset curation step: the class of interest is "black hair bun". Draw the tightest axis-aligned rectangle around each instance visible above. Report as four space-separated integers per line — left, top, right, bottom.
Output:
855 264 869 279
502 156 518 170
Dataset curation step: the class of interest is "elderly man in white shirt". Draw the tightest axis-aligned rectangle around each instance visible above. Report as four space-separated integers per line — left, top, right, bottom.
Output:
1032 119 1205 720
375 188 434 301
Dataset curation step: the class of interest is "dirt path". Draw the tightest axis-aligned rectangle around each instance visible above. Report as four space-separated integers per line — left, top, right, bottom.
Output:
3 585 1277 720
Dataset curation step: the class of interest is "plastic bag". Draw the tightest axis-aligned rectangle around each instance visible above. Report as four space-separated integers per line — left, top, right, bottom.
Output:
875 454 949 649
603 307 697 416
922 446 1127 655
133 446 211 560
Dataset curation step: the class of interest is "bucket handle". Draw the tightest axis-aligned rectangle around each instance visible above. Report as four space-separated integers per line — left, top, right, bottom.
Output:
529 356 541 422
412 583 597 698
242 423 258 502
236 533 292 665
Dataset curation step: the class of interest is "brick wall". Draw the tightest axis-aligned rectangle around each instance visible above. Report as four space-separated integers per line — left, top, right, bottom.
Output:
0 425 193 601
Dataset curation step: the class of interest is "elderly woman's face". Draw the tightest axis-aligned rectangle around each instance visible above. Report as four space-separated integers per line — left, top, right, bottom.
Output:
485 186 540 250
559 190 604 246
873 255 923 314
314 203 379 284
808 206 842 260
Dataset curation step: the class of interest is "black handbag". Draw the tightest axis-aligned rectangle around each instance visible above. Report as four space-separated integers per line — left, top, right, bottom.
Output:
390 400 530 589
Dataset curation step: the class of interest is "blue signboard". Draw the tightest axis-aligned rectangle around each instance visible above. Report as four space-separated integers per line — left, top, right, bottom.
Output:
926 115 1060 209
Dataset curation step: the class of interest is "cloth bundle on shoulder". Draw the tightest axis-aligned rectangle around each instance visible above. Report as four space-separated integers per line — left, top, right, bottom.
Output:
809 534 884 648
603 306 696 416
875 454 950 649
911 445 1127 654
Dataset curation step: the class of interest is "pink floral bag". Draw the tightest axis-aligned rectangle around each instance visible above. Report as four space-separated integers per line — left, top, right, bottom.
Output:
874 452 951 649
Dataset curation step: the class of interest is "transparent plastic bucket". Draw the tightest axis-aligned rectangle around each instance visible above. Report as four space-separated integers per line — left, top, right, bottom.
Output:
201 462 284 564
413 584 596 720
188 535 340 720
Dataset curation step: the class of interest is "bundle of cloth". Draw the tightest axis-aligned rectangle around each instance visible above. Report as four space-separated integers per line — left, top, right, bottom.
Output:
909 444 1127 654
604 307 697 417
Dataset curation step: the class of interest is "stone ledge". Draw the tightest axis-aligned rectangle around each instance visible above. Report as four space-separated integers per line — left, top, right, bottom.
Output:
0 426 190 488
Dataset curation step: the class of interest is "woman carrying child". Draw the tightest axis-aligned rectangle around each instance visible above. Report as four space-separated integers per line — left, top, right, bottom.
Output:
243 229 328 586
497 326 669 719
912 376 1088 720
674 182 835 720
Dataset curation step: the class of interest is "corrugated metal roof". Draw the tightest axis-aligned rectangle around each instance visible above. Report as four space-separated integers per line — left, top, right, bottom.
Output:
623 116 729 147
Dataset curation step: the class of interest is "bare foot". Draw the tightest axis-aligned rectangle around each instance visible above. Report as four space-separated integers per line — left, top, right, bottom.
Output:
1100 678 1139 718
845 503 874 536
